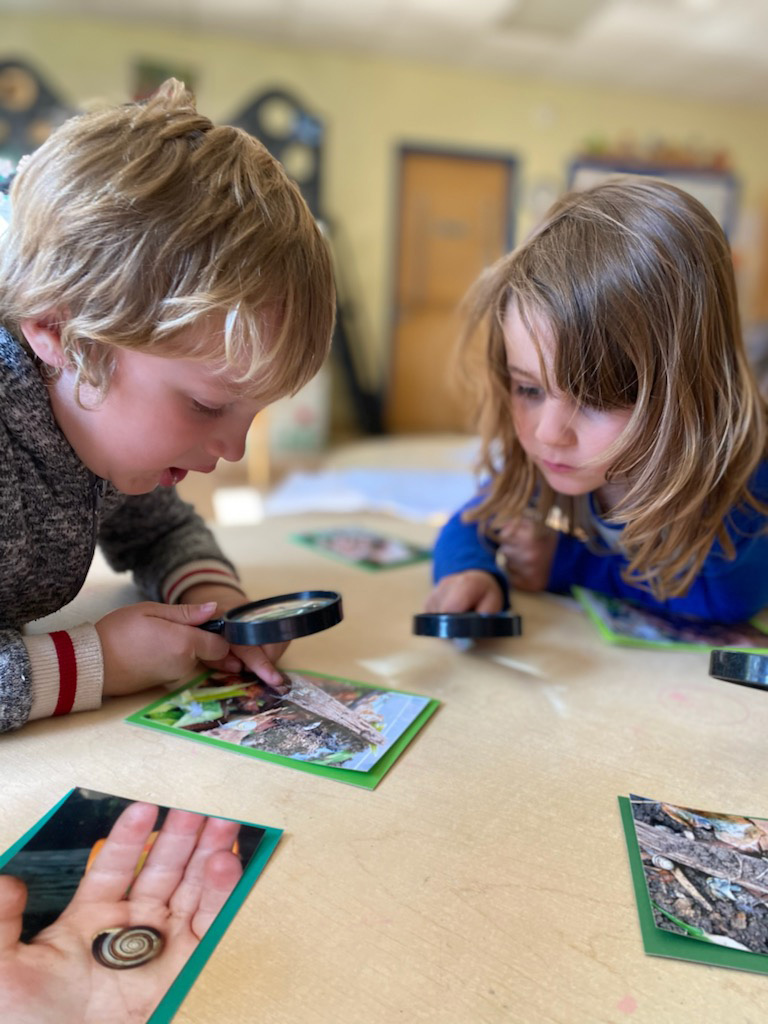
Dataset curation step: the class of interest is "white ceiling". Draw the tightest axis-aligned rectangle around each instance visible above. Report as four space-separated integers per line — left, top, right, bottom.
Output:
6 0 768 105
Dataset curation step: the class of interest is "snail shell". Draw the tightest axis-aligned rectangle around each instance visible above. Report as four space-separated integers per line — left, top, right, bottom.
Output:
91 926 164 969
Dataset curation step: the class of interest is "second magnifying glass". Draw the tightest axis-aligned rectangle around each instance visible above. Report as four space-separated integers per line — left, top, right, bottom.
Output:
413 610 522 639
199 590 343 645
709 648 768 691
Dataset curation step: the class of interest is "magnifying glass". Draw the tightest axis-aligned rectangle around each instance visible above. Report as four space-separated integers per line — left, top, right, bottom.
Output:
709 649 768 691
199 590 342 645
413 611 522 639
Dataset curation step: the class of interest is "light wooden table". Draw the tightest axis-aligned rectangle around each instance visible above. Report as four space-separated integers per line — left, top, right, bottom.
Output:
3 512 767 1024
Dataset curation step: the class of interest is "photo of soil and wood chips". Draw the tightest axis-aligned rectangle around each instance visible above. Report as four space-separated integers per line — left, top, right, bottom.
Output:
129 668 438 789
622 795 768 972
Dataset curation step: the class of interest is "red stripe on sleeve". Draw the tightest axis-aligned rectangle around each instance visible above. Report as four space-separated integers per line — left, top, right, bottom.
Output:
50 631 77 716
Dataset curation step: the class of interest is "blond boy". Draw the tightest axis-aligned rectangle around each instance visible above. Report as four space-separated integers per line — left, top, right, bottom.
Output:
0 80 335 731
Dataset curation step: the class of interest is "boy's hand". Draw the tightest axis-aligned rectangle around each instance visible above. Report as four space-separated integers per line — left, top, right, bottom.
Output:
497 517 557 592
96 602 232 696
178 585 289 692
424 570 504 614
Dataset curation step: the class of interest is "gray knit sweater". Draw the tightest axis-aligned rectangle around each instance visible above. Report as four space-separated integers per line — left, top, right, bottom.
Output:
0 327 239 732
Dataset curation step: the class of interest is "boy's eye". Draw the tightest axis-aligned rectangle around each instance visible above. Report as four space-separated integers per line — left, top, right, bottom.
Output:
191 400 225 418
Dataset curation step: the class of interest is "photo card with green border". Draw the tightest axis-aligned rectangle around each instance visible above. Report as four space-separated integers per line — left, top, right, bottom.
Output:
0 786 282 1023
574 586 768 652
127 668 439 789
619 794 768 974
291 525 431 571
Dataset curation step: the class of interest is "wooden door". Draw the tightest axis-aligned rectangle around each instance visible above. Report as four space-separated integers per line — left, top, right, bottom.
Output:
387 148 516 432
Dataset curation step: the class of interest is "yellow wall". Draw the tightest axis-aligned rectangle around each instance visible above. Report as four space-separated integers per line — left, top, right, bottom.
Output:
3 13 768 397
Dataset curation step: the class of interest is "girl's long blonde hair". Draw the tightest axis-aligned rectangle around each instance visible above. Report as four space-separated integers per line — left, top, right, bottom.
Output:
462 177 768 600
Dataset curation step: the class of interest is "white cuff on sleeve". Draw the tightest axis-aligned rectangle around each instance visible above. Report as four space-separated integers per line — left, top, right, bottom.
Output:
24 624 104 720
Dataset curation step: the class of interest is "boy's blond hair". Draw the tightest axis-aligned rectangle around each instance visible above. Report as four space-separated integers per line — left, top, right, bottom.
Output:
461 177 768 601
0 79 335 403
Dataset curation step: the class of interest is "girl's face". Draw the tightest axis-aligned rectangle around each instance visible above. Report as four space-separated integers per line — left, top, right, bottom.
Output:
39 318 265 495
503 303 634 510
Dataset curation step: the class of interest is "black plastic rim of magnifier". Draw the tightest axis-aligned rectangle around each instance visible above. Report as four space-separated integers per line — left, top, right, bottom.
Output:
412 611 523 639
200 590 343 645
709 649 768 691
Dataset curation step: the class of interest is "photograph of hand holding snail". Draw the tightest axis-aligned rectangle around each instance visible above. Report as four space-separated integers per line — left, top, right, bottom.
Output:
0 787 279 1024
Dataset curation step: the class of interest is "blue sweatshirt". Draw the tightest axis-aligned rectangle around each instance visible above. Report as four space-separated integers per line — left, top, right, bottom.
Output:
433 462 768 624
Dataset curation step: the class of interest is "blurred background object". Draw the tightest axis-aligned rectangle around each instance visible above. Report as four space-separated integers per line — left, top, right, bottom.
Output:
2 0 768 518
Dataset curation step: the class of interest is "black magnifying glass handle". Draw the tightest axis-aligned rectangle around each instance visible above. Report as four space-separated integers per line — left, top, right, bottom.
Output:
199 618 227 634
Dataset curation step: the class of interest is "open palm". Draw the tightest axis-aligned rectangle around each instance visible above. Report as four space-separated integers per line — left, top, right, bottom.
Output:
0 802 243 1024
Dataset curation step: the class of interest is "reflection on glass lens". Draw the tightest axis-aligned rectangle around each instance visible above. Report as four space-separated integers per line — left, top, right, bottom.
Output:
233 597 330 623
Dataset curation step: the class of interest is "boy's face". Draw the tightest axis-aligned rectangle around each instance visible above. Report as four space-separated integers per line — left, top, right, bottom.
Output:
45 323 265 495
503 303 633 510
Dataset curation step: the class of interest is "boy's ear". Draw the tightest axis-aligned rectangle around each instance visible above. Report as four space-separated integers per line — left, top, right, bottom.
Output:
19 315 68 368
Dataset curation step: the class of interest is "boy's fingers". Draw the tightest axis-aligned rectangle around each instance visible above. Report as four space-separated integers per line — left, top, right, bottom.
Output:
157 603 235 662
151 602 217 626
234 645 286 688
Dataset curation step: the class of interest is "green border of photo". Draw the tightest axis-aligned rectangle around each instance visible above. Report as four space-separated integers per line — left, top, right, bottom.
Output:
127 669 440 790
574 587 768 652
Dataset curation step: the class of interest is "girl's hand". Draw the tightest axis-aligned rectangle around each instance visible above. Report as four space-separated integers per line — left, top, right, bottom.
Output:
424 570 504 614
497 516 557 592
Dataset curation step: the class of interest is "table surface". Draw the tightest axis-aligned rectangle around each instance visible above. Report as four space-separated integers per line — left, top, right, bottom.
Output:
3 509 767 1024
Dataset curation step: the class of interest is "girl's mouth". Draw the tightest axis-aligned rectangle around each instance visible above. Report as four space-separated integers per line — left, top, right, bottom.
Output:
540 459 577 474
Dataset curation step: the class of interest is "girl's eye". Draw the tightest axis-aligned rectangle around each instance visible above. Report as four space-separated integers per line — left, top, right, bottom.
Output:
192 400 225 418
512 383 542 400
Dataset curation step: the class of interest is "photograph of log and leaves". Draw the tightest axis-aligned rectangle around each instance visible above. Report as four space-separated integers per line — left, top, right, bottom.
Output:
128 668 438 788
630 795 768 954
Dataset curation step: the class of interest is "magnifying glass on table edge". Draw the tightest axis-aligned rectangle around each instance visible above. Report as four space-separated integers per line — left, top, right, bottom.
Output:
709 648 768 692
413 610 523 639
199 589 343 645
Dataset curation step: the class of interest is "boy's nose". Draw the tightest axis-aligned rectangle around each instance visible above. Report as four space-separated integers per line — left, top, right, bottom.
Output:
207 424 249 463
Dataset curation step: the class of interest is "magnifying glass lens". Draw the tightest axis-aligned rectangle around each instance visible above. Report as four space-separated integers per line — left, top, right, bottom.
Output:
233 596 334 623
200 590 343 644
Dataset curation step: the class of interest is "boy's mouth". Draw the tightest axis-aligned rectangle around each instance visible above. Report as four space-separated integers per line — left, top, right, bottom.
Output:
160 467 188 487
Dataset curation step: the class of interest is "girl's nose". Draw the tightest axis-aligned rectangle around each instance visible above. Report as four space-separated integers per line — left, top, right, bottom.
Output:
535 400 574 446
